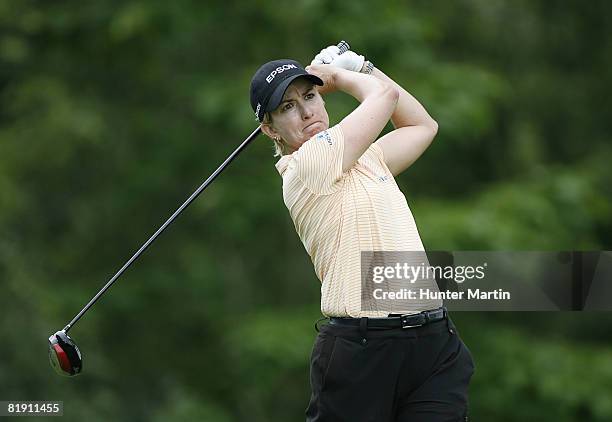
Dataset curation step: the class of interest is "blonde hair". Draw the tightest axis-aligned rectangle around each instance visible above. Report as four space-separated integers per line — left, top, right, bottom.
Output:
262 112 286 157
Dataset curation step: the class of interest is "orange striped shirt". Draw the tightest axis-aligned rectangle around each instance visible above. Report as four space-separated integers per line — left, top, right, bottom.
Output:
275 125 442 317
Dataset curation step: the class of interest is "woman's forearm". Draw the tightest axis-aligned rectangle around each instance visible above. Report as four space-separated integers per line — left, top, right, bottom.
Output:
370 67 437 131
333 67 395 103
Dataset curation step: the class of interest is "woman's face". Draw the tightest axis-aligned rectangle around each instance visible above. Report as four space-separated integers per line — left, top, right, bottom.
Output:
264 77 329 154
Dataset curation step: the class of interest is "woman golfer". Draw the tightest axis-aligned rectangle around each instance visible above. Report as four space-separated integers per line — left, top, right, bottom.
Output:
249 44 475 421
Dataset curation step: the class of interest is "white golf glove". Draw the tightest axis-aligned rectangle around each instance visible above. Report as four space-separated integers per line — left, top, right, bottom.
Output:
311 45 365 73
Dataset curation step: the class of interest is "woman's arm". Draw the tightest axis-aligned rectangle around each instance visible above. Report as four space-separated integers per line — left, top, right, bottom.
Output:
370 67 439 176
310 45 439 176
306 65 399 173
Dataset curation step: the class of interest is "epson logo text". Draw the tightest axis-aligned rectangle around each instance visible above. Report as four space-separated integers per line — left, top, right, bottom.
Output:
266 64 297 83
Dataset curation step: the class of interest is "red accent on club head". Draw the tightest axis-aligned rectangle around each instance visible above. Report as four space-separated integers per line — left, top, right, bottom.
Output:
52 343 72 373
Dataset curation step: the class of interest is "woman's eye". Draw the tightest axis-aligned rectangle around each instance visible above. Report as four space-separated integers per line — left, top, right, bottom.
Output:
282 103 294 111
305 93 315 100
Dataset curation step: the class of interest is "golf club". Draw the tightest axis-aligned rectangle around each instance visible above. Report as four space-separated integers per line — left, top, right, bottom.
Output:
48 40 351 377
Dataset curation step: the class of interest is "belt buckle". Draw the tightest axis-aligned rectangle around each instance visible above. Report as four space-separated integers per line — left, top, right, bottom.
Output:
400 314 425 329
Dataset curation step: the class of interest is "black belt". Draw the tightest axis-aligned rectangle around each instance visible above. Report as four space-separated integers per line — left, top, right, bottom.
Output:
329 307 447 329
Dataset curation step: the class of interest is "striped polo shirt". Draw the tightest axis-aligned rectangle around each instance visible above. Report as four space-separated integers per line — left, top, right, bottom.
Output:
275 124 442 317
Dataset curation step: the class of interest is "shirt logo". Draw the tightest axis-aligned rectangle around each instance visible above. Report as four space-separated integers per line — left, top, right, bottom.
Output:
316 130 333 145
266 64 297 83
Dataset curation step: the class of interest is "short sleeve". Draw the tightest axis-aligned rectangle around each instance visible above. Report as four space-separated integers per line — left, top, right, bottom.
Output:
367 142 393 177
292 124 345 195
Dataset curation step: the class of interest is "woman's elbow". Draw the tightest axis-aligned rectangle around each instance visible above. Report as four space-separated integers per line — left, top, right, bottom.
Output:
373 80 399 103
430 120 439 138
384 83 400 105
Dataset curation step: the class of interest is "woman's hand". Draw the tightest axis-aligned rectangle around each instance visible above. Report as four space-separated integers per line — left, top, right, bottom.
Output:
311 45 366 73
305 64 343 95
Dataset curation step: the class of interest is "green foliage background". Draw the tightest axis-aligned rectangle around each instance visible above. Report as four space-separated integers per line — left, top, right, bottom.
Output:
1 1 611 420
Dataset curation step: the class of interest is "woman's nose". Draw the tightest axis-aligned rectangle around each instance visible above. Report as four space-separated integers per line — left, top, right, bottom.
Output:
301 104 314 119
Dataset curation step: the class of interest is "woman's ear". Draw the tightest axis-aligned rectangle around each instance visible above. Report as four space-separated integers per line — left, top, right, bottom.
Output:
261 123 279 140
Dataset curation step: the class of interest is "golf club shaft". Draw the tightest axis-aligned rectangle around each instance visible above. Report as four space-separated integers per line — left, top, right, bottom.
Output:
63 126 262 332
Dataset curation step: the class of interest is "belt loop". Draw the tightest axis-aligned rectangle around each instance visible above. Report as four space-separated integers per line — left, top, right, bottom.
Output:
314 317 328 333
445 310 454 335
359 317 368 344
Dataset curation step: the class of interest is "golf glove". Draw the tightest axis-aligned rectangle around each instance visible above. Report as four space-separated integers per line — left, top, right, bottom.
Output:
311 45 365 73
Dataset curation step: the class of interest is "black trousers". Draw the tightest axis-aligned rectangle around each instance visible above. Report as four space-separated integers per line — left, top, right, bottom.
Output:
305 315 475 422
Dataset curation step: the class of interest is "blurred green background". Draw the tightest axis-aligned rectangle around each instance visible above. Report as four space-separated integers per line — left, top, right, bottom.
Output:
1 0 611 420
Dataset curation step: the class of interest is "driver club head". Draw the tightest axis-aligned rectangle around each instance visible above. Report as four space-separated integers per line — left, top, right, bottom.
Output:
48 330 82 377
45 124 265 378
